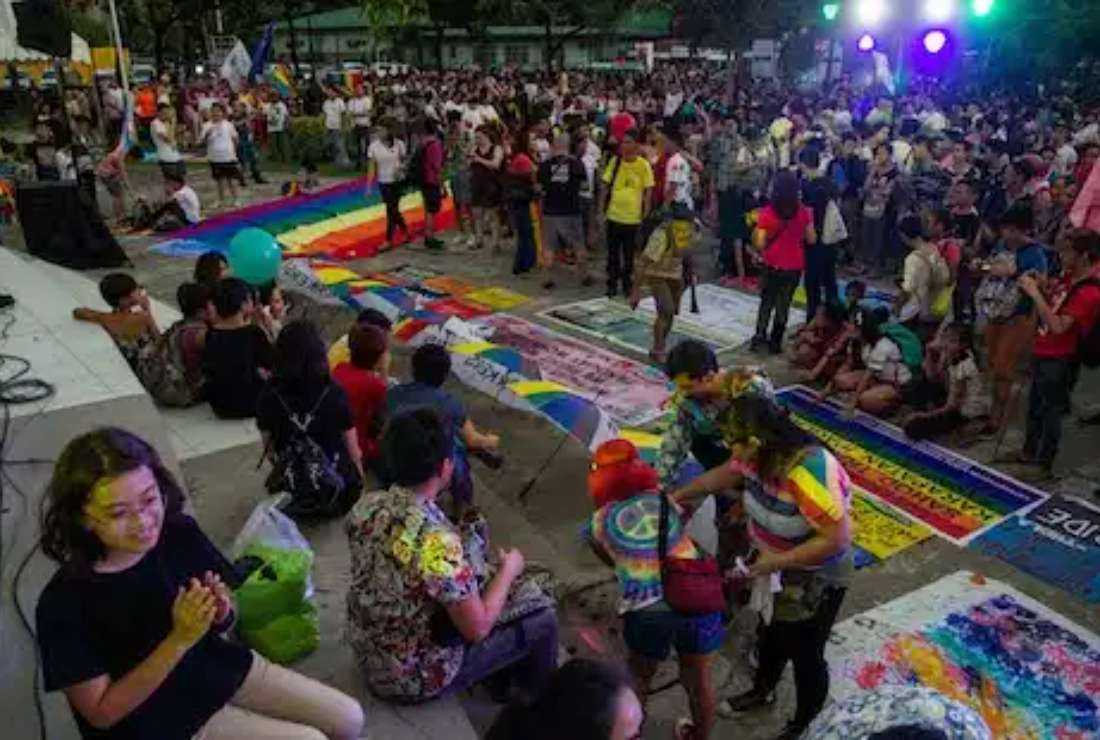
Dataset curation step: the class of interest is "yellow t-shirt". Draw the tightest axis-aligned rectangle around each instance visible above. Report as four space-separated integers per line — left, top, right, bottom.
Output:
602 156 654 225
328 336 350 369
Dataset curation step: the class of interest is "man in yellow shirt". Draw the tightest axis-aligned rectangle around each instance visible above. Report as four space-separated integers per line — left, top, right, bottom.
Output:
602 129 654 298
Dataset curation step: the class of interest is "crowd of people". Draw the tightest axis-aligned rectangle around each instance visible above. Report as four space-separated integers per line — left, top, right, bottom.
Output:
18 53 1100 740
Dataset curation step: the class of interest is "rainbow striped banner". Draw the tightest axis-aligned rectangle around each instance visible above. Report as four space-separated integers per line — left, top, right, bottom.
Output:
776 385 1046 545
152 177 454 261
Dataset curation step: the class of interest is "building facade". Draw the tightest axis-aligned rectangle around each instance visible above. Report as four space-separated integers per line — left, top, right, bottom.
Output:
273 7 671 71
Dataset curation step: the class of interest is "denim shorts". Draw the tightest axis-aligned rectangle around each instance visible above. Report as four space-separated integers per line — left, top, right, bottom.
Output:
623 603 724 660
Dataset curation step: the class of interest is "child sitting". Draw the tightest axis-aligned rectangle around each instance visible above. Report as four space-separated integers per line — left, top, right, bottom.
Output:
201 277 274 419
73 273 160 377
194 250 230 287
386 343 499 519
826 307 920 417
789 302 845 370
150 282 213 407
328 308 392 369
332 323 391 479
903 324 989 441
138 172 202 232
282 161 320 197
802 281 866 384
255 281 287 343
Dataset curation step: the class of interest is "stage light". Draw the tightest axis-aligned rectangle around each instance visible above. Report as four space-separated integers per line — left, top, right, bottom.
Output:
856 0 888 26
822 2 840 21
972 0 994 16
924 0 955 21
857 33 876 52
923 29 948 53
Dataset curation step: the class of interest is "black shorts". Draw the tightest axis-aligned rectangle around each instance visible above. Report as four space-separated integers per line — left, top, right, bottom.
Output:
422 184 442 215
209 161 240 181
159 160 186 180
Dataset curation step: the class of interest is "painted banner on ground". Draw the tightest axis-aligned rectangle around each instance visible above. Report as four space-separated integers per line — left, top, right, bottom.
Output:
278 259 350 308
465 286 530 311
151 177 455 260
540 298 733 355
470 314 671 428
638 283 806 349
826 571 1100 739
776 386 1046 544
849 491 933 563
970 495 1100 603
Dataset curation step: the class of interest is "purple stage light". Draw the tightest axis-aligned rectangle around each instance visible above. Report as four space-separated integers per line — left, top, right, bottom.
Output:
923 29 948 54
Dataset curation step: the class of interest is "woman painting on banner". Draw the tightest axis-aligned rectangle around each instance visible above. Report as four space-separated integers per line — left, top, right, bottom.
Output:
671 395 854 740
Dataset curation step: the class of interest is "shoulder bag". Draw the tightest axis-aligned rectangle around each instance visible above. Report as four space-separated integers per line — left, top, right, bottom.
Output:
658 494 726 615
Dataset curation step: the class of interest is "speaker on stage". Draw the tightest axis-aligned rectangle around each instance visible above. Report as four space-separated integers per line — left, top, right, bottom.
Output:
16 182 129 270
13 0 72 58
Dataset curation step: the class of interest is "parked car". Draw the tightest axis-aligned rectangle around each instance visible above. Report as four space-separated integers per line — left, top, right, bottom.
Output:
0 68 31 91
130 63 156 86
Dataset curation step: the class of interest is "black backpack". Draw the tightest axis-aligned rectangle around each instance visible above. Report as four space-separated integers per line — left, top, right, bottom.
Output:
264 386 349 517
1068 279 1100 368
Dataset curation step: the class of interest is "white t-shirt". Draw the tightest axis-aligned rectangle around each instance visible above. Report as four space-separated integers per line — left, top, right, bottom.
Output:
151 118 181 163
348 95 372 127
533 137 551 163
948 354 989 419
863 336 912 386
663 92 684 118
173 185 201 224
323 98 346 130
201 120 237 163
266 101 289 133
665 151 693 210
368 138 406 183
1056 143 1079 175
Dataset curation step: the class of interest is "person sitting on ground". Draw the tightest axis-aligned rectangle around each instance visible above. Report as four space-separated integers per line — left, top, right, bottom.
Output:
201 277 274 419
327 308 393 369
254 281 287 343
139 172 202 232
629 212 695 364
486 658 644 740
386 344 499 519
903 323 989 441
672 395 853 739
257 320 363 517
73 272 161 378
148 282 213 408
36 427 365 740
332 323 390 480
584 439 722 740
282 161 320 197
194 250 230 287
802 280 869 384
790 302 846 370
346 408 558 704
827 307 918 417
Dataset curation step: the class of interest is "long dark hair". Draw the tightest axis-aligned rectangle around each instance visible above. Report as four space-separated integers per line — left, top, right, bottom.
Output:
486 659 634 740
771 170 802 221
40 428 186 573
731 395 821 481
273 319 330 389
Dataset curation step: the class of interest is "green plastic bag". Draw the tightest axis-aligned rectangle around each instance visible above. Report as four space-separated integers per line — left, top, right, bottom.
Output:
230 498 320 664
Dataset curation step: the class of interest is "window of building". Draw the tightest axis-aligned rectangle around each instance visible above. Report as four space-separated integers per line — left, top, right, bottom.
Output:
504 44 529 66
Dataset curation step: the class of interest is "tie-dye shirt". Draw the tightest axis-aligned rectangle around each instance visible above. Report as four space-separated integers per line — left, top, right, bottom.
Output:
585 493 699 614
732 445 853 588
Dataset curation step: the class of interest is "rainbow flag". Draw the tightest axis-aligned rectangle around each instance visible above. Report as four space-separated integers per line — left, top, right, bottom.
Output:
152 177 455 261
776 386 1045 544
271 63 295 99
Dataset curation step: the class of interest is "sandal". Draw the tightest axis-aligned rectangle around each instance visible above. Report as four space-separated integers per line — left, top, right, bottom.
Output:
674 718 696 740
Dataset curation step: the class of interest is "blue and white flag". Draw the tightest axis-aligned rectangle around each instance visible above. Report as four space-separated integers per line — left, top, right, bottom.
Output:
249 22 275 83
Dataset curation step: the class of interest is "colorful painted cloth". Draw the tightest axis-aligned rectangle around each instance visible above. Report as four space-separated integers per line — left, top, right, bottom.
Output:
655 368 774 487
585 493 699 614
732 446 854 620
803 685 992 740
345 485 476 702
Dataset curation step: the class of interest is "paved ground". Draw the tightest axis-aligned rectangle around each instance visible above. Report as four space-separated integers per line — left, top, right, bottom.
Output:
9 162 1100 738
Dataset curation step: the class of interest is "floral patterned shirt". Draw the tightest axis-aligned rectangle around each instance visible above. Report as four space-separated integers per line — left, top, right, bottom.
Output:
803 685 992 740
346 485 476 702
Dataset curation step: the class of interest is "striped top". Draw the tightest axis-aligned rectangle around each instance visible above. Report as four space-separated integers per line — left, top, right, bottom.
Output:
732 446 854 586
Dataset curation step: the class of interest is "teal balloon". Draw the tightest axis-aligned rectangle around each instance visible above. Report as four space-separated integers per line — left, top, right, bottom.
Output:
228 228 282 285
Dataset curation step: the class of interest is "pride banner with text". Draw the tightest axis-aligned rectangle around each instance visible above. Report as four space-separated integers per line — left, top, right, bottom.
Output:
776 386 1047 545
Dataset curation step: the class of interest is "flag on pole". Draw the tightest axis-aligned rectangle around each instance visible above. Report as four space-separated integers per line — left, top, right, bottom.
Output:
118 92 136 154
249 22 275 83
220 40 253 92
271 63 296 98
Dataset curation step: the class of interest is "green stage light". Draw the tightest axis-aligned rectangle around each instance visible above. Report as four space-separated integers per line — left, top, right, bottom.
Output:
972 0 994 16
823 3 840 21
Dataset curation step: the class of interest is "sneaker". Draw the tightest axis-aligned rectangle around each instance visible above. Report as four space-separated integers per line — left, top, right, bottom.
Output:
425 237 445 250
717 689 775 718
580 275 594 288
542 280 556 290
606 288 618 299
